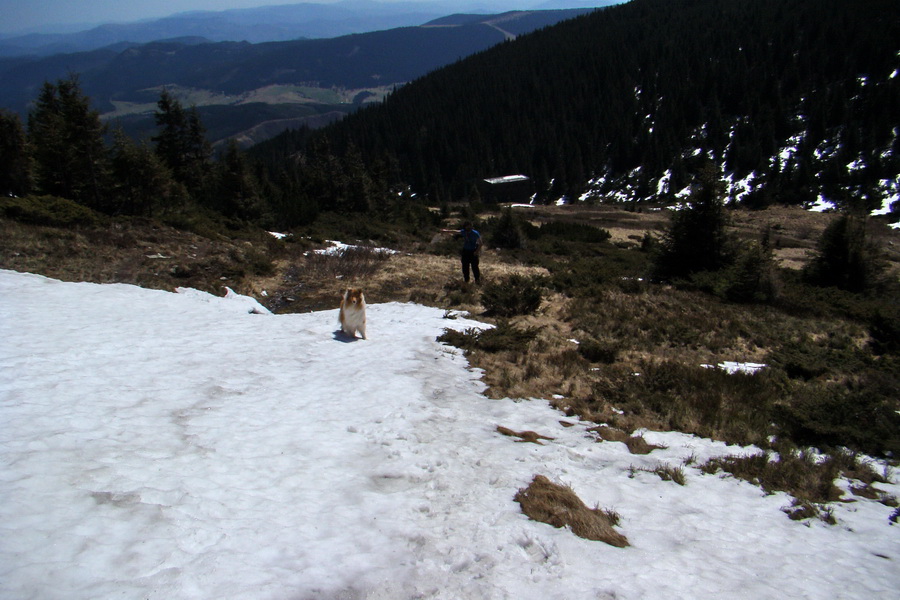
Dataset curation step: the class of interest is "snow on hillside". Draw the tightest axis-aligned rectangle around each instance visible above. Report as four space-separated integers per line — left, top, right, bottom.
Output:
1 270 898 600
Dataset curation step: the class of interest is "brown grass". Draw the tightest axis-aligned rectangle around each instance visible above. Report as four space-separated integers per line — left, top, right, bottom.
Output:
589 426 666 455
701 449 846 522
496 425 555 445
624 434 666 455
0 217 278 296
698 445 898 522
514 475 629 547
590 426 631 443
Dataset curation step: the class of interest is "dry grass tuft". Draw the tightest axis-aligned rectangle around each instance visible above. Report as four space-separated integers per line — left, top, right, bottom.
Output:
625 434 666 455
696 446 888 523
633 464 687 485
496 425 555 445
590 426 631 443
514 475 629 547
590 426 665 455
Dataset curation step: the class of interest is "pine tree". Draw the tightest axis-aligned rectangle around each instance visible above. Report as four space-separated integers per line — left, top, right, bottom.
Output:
27 75 108 209
0 109 32 197
152 89 212 201
804 212 886 293
491 207 526 249
215 139 264 220
653 162 733 281
109 128 181 217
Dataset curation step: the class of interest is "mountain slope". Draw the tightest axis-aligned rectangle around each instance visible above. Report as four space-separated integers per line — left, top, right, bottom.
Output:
292 0 898 211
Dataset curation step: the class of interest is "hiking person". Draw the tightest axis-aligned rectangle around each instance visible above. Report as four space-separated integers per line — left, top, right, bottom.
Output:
441 221 482 284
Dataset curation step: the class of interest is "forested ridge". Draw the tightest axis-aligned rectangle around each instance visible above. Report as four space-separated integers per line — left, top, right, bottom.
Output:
257 0 899 211
2 0 898 229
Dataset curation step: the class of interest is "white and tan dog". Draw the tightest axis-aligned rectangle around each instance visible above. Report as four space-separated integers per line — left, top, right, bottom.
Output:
339 288 367 339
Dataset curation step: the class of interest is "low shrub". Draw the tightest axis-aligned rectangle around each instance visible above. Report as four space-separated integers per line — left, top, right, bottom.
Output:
303 244 391 280
481 273 545 317
477 321 540 352
577 337 621 364
437 320 539 354
535 221 611 244
437 327 480 353
549 252 651 296
869 307 900 355
776 371 900 456
549 258 607 295
1 195 99 227
593 360 778 446
770 339 835 381
702 449 837 499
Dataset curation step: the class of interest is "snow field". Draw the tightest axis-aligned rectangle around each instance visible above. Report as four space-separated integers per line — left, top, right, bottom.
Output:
1 270 898 600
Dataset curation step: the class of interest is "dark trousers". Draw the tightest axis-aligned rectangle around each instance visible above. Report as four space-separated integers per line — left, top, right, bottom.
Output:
461 249 480 283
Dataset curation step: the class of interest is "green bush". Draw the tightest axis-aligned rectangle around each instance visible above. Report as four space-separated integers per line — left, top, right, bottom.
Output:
803 213 886 293
577 337 621 364
536 221 611 244
719 240 778 303
489 207 526 249
437 320 539 354
481 273 545 316
777 372 900 457
1 195 99 227
594 360 778 446
869 307 900 355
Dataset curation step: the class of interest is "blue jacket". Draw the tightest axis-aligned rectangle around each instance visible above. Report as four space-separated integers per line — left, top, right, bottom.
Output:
459 229 481 251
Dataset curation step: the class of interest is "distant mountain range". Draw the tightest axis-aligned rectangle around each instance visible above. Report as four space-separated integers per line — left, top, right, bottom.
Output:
0 1 620 56
0 8 602 147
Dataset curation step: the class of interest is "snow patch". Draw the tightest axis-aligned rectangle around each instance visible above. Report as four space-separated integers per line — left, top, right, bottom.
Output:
1 270 898 600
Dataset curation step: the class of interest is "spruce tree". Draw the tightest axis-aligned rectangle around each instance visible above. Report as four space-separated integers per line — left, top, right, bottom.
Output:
804 212 886 293
27 75 108 209
215 139 264 220
152 89 212 201
491 207 526 249
109 128 181 217
0 109 32 197
652 162 733 281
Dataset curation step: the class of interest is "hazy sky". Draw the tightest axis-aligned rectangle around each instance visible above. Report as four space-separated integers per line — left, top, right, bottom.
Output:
1 0 611 36
1 0 349 34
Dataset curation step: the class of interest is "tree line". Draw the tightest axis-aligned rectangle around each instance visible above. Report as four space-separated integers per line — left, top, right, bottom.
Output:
1 73 409 229
0 76 274 223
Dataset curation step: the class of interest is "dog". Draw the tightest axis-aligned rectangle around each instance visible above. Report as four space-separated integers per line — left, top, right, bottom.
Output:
339 288 367 339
